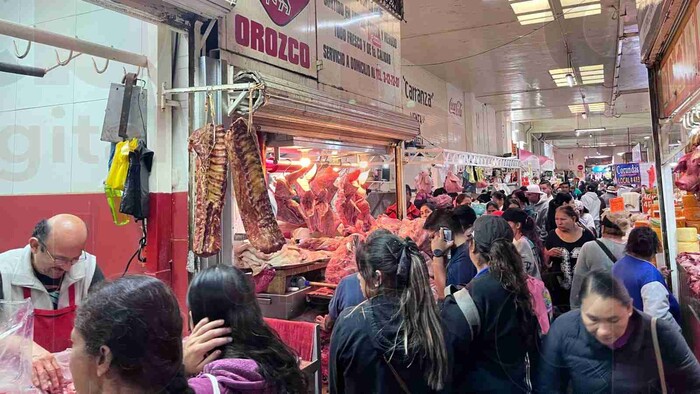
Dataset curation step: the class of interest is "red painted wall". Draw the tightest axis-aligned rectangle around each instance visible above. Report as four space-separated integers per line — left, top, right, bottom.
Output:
0 192 190 313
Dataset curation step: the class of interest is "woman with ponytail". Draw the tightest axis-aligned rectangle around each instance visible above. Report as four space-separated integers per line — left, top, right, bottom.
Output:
70 276 193 394
330 229 447 393
441 215 540 393
502 208 544 278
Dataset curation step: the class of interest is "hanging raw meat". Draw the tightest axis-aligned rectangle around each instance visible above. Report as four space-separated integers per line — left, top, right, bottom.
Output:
188 124 229 257
415 170 433 198
444 170 463 194
273 177 306 226
227 119 285 254
304 167 341 236
335 169 375 234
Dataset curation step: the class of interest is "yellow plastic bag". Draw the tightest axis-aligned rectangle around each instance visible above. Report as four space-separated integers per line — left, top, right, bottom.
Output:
105 138 138 226
105 139 138 191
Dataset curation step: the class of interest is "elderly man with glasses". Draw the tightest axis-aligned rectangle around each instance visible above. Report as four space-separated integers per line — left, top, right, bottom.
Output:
0 214 104 393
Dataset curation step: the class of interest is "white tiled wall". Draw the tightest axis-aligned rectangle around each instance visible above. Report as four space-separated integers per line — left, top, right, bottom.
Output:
0 0 161 195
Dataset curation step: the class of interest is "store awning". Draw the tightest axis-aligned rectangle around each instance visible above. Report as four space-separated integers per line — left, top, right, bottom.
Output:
253 74 420 147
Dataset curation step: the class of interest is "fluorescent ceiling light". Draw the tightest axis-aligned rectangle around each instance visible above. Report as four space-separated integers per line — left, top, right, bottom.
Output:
587 102 606 112
510 0 550 15
644 136 651 140
568 102 605 114
517 10 555 24
575 127 606 133
563 3 602 19
549 67 576 87
509 0 554 25
568 104 586 113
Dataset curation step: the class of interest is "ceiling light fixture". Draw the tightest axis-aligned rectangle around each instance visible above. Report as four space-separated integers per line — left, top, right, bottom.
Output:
566 73 575 87
575 127 606 133
644 136 651 140
510 0 554 25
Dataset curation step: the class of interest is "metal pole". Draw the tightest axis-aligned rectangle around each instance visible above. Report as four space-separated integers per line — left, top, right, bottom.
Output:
0 19 148 68
0 61 45 78
187 21 197 276
649 66 676 295
395 141 406 220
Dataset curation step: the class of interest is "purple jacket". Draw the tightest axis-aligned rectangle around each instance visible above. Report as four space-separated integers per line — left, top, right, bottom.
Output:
188 359 275 394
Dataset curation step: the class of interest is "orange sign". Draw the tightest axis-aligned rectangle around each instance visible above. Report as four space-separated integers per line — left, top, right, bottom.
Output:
610 197 625 212
658 0 700 117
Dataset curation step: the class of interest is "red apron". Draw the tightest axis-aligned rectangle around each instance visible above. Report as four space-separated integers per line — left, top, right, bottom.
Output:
23 285 77 353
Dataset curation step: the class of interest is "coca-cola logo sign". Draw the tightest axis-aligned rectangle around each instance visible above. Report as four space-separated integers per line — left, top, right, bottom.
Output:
260 0 310 27
449 98 463 117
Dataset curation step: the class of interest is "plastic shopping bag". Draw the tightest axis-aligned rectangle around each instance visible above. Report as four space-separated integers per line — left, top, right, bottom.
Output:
0 299 35 393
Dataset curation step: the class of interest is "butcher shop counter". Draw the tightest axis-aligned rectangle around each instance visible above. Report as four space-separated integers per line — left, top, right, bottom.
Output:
257 260 329 320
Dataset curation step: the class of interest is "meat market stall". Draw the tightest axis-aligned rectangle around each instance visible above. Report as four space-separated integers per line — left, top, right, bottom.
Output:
642 0 700 356
172 65 421 319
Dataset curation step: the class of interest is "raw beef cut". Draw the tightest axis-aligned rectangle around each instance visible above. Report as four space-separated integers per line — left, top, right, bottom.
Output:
304 167 341 236
298 237 343 251
324 233 364 284
397 217 431 254
274 177 306 226
188 124 229 257
372 215 402 234
678 252 700 297
675 148 700 192
335 170 375 234
226 119 285 254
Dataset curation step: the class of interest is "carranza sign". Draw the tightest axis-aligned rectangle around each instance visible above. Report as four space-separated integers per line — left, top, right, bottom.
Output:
403 76 434 107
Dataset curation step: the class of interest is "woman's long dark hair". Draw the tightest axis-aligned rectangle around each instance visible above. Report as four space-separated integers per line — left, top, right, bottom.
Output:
188 265 306 393
356 230 447 390
503 208 545 266
472 216 538 350
74 276 192 393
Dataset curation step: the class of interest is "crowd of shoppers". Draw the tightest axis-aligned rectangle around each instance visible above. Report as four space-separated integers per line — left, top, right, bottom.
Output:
19 178 696 393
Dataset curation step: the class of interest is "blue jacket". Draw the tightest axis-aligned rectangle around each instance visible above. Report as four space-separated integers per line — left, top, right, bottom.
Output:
612 255 681 325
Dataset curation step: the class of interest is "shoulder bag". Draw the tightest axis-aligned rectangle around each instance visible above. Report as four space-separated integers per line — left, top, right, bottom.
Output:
651 317 668 394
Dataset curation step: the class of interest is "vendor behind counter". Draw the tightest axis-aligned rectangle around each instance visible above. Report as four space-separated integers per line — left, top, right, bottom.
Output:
0 214 104 392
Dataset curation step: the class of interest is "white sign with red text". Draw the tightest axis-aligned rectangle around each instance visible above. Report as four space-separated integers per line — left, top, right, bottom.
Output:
316 0 402 107
223 0 317 77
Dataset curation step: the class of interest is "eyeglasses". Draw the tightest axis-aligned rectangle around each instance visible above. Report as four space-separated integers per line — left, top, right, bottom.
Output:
38 240 86 266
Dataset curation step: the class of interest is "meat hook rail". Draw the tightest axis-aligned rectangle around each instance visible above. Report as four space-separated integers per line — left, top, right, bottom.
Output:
160 71 267 116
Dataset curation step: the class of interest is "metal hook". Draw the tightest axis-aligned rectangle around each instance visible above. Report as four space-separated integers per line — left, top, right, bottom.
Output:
55 49 74 66
91 57 110 74
123 66 142 78
13 40 31 59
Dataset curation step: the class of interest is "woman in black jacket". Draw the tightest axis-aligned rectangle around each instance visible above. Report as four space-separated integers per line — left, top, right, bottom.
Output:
329 230 447 393
538 270 700 393
440 215 539 393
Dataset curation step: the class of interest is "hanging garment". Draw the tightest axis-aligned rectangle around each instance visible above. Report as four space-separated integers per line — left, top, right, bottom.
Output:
444 171 463 194
120 140 154 219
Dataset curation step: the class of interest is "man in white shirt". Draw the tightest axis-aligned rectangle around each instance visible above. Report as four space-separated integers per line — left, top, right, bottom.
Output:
581 183 602 235
0 214 103 392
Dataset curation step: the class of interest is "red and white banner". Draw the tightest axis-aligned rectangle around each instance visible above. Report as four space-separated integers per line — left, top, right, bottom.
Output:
223 0 317 77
